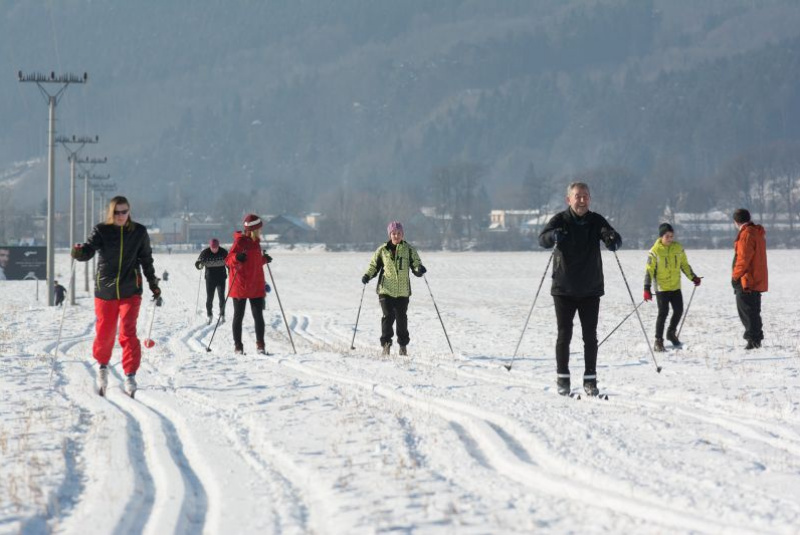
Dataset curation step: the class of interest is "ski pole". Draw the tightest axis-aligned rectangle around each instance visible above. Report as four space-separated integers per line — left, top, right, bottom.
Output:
598 300 644 348
613 251 662 373
267 263 296 354
506 248 555 371
350 283 366 350
143 296 161 348
423 275 453 354
676 283 699 340
50 259 77 386
206 268 237 352
195 268 203 315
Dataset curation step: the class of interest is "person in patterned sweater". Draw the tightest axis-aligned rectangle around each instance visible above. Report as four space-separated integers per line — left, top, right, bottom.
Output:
195 238 229 324
361 221 426 356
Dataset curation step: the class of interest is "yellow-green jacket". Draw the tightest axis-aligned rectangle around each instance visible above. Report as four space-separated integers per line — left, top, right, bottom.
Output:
364 241 423 298
644 239 696 292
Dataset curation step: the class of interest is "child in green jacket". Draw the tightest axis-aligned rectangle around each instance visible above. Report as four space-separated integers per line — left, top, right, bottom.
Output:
361 221 426 356
643 223 702 351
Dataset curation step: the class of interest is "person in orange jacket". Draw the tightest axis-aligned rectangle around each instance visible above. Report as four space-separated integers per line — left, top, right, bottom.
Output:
731 208 768 350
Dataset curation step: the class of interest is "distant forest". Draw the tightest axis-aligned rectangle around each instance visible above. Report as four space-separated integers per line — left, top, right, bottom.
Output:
1 0 799 247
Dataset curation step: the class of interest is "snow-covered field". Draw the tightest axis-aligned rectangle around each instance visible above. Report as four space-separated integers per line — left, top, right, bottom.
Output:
1 249 799 534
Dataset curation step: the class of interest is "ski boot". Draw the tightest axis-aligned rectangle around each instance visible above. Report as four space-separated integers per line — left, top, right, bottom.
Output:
583 377 599 397
256 342 267 355
96 365 109 396
399 346 408 356
219 315 225 324
124 374 137 398
234 344 244 355
653 338 665 352
556 376 571 396
745 339 761 350
666 329 682 347
381 344 391 356
206 315 213 326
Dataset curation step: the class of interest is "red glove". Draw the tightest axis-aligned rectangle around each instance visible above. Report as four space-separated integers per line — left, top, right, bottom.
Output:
692 276 702 286
643 289 652 301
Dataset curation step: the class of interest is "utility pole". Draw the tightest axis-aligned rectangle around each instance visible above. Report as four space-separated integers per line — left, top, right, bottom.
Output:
18 71 88 306
77 163 108 291
91 182 116 281
56 135 99 304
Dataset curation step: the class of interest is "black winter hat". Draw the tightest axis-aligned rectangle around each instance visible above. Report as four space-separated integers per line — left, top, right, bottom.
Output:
658 223 674 237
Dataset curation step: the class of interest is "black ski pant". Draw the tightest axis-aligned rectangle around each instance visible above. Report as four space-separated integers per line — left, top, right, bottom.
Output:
655 290 683 340
231 297 265 350
379 295 409 347
205 278 226 317
735 289 763 343
553 295 600 378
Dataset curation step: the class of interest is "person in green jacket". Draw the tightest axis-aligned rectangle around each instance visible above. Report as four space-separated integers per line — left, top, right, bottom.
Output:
643 223 702 351
361 221 426 356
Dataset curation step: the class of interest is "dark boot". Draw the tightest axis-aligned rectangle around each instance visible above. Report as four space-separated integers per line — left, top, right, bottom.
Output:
583 378 599 397
382 343 391 356
654 338 665 352
556 376 571 396
745 340 759 350
256 342 266 355
666 329 681 347
399 345 408 356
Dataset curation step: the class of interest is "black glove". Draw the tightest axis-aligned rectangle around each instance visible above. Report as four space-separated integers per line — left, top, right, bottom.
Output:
361 274 370 285
154 296 163 307
601 231 619 252
71 244 86 260
552 228 567 243
149 279 161 299
235 252 247 262
263 252 273 263
413 265 426 277
195 260 203 270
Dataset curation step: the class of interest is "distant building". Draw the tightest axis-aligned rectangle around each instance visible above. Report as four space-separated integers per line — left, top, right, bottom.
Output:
263 215 317 243
488 209 548 233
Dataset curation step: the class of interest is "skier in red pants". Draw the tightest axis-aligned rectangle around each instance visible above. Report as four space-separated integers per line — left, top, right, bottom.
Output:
71 195 161 396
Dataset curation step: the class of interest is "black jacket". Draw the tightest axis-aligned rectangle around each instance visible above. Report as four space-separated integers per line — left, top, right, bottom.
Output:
196 246 229 282
78 222 157 300
539 208 621 297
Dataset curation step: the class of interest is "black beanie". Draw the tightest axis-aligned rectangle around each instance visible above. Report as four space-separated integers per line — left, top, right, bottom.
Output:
658 223 674 237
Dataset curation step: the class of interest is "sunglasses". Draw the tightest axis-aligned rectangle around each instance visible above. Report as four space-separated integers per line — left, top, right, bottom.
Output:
114 209 129 215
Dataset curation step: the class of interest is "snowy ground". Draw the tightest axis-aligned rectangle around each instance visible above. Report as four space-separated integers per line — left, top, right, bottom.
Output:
1 249 799 534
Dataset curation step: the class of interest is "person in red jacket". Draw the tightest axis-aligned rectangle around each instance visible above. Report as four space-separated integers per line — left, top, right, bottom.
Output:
226 214 272 354
731 208 768 350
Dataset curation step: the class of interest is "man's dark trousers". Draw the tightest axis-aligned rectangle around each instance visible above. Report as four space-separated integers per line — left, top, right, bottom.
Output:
554 295 600 376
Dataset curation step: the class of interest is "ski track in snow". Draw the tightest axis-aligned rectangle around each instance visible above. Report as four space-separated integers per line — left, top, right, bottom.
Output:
2 250 799 533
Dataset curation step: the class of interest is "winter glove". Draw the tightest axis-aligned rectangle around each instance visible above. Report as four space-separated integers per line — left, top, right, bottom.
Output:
70 244 86 260
361 274 370 285
235 252 247 262
412 265 427 277
154 296 163 307
195 260 203 270
263 252 273 263
692 276 702 287
265 283 272 293
601 230 620 252
552 228 567 243
149 279 161 300
643 289 652 302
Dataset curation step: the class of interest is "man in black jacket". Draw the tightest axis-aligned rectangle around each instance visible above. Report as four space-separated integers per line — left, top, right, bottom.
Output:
195 238 229 324
539 182 621 397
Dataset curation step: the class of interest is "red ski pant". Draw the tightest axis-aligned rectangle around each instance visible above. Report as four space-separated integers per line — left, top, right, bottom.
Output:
93 295 142 375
